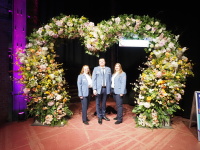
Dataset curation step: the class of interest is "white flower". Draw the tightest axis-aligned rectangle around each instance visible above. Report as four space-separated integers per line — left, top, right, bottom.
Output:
115 17 121 24
168 42 175 49
42 47 48 51
171 61 178 68
47 30 55 36
155 21 159 25
175 93 181 100
139 94 144 99
25 43 33 48
153 50 162 58
175 35 180 41
44 115 53 124
143 102 151 108
67 21 73 26
36 27 43 34
182 56 188 62
145 24 151 30
150 44 154 48
44 24 51 30
49 74 55 79
55 94 62 100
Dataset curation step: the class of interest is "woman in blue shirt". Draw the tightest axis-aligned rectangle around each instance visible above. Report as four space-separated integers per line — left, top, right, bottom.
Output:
111 63 127 124
77 65 92 125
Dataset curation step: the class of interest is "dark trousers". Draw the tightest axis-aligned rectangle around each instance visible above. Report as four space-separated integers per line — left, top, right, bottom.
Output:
81 88 92 122
81 97 88 122
113 94 123 122
96 87 107 119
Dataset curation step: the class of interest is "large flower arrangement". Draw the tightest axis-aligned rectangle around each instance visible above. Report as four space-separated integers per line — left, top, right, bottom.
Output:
15 14 193 127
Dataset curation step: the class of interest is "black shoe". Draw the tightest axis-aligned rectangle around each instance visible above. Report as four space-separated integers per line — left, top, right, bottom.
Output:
102 116 110 121
98 118 102 124
113 117 117 120
83 121 89 125
87 118 90 121
115 121 122 124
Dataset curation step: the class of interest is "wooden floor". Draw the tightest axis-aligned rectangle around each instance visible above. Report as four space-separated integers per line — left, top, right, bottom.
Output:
0 98 200 150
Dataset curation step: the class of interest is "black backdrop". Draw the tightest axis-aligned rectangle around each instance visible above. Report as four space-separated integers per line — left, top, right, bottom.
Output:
31 0 200 118
55 39 113 85
54 38 148 105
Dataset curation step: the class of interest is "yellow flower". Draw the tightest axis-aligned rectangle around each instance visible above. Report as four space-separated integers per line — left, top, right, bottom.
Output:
45 91 50 94
165 52 170 57
178 60 182 65
178 47 182 51
81 16 87 20
146 96 152 102
157 80 165 85
30 48 35 53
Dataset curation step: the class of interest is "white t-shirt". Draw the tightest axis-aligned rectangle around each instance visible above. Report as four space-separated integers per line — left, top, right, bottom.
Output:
84 73 92 88
111 73 118 88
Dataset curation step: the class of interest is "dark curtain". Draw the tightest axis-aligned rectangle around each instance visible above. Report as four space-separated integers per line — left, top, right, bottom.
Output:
55 38 114 86
55 38 147 105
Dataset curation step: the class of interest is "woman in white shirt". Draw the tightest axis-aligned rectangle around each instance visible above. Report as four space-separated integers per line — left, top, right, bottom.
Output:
111 63 127 124
77 65 92 125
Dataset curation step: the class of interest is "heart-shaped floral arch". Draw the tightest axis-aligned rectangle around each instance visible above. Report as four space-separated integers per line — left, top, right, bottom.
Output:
15 14 194 128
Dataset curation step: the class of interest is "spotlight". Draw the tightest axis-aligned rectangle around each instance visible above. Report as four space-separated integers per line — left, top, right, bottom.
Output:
18 111 26 121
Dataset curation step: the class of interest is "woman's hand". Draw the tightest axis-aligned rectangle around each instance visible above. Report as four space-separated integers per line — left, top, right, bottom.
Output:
93 90 97 95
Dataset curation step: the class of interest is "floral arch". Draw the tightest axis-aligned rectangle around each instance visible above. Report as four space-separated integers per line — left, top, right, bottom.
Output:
15 14 193 128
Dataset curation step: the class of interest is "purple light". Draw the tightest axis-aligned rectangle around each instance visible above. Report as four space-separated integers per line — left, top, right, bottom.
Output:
13 0 27 114
18 112 25 115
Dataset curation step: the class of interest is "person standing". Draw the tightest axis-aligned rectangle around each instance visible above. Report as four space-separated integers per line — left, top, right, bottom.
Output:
111 63 127 124
92 58 111 124
77 65 93 125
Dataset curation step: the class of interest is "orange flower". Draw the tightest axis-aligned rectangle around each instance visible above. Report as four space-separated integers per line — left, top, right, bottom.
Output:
42 107 48 110
63 97 68 103
33 98 38 102
26 67 31 71
30 48 35 53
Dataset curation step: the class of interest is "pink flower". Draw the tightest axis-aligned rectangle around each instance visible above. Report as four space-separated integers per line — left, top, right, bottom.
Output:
48 101 54 106
156 71 162 78
175 93 181 100
39 65 47 71
23 88 30 94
